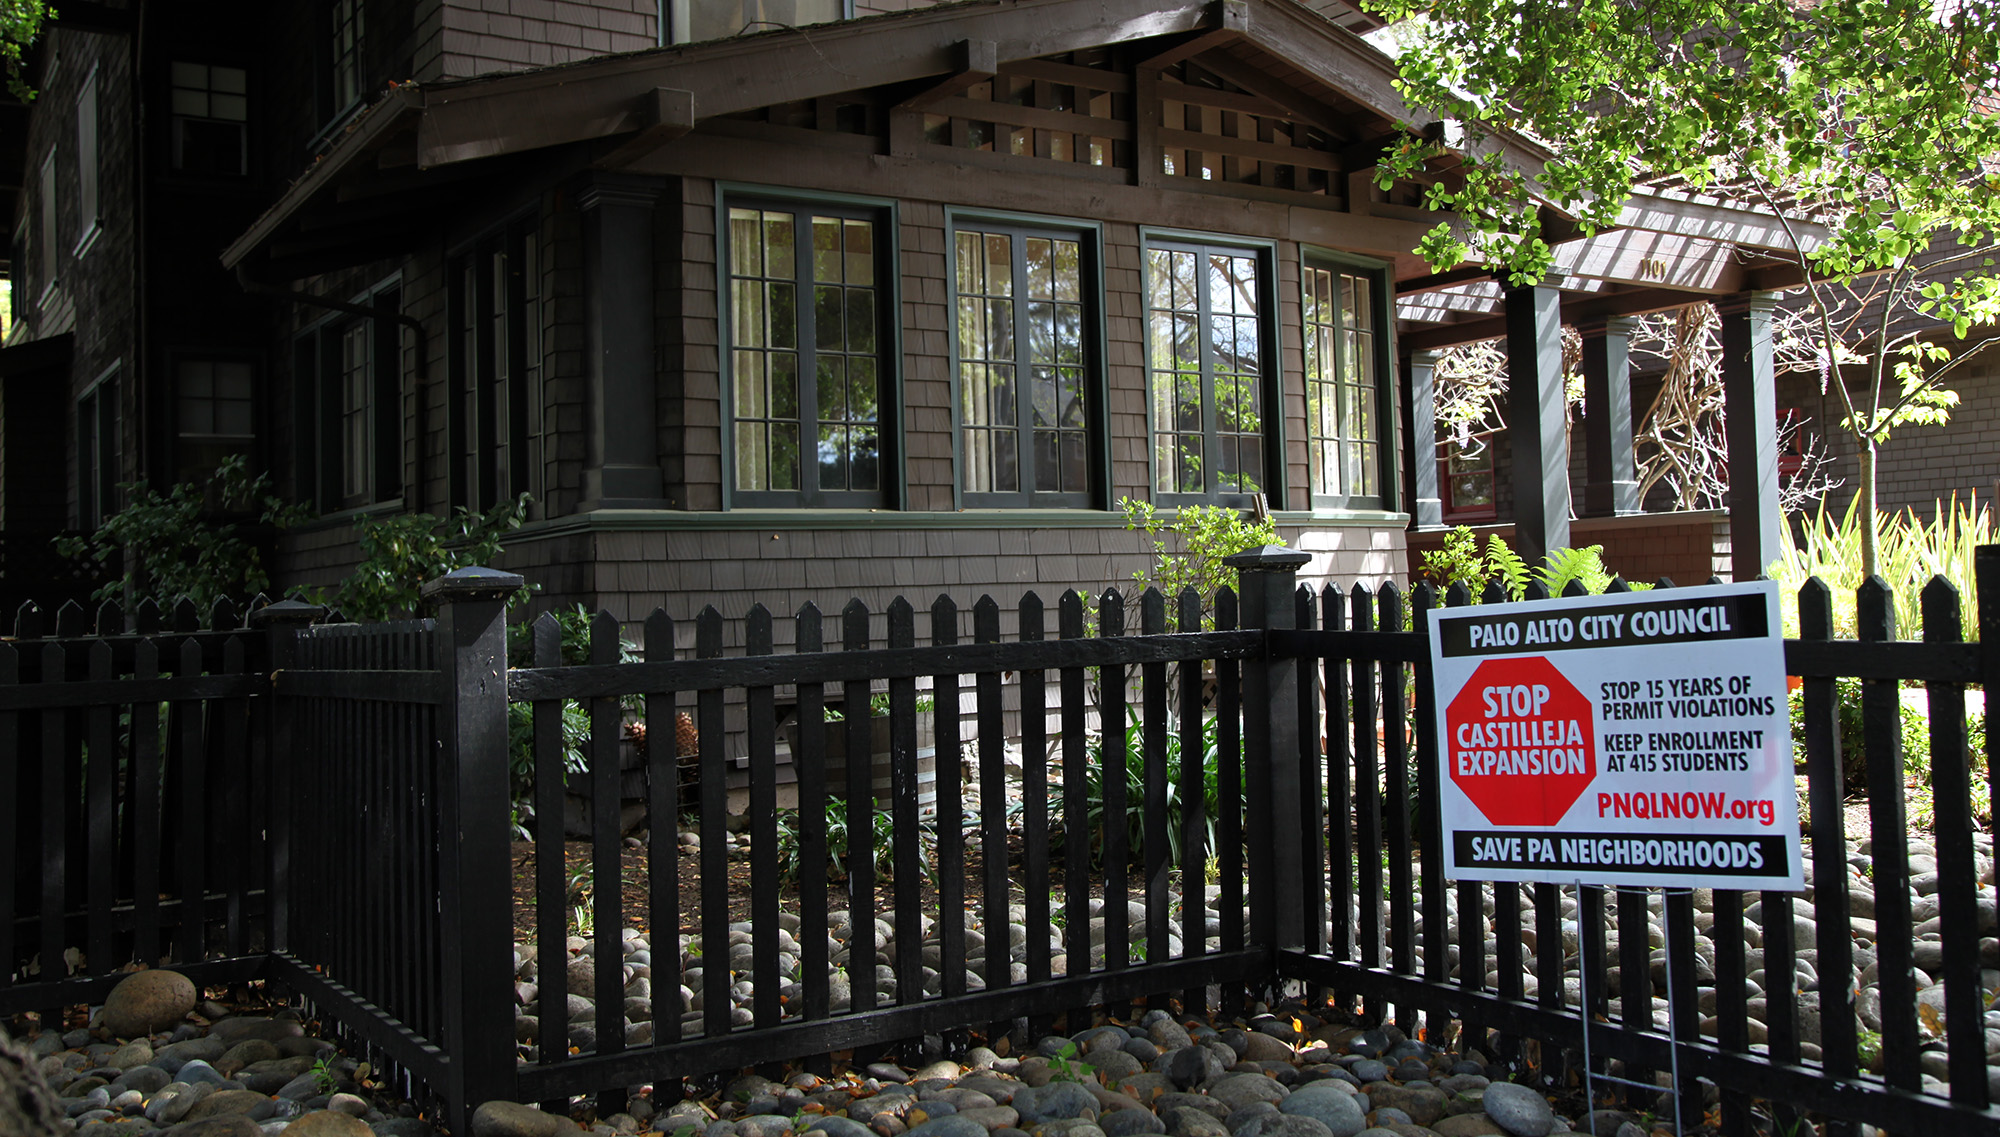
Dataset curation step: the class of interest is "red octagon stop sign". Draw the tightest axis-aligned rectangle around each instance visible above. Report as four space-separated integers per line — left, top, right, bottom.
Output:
1445 656 1597 826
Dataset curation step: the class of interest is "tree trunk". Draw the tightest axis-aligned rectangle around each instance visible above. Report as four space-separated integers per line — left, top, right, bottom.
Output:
1860 437 1880 579
0 1028 66 1137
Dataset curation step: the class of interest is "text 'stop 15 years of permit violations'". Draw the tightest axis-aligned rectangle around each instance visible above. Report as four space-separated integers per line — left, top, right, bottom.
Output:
1426 580 1803 891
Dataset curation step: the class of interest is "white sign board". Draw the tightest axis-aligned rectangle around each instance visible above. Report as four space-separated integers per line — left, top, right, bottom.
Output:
1427 580 1803 890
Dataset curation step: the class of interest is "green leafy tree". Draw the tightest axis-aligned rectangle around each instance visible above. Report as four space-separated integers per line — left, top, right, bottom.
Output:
1366 0 2000 574
1118 496 1282 626
0 1 49 102
51 455 309 611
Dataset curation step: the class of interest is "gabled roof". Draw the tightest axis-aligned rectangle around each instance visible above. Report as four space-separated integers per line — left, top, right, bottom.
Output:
222 0 1821 341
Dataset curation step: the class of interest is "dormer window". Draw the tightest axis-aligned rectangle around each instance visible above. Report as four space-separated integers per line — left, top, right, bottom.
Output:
170 62 248 176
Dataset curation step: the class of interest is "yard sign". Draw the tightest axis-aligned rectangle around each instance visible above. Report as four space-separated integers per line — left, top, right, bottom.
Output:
1428 580 1803 890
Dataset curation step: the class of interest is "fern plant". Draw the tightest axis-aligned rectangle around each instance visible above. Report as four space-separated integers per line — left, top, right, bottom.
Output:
1420 527 1646 602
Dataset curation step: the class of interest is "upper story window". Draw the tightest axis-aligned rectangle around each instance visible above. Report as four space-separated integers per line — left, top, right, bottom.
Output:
669 0 846 45
1144 237 1277 506
38 148 57 299
450 224 542 513
331 0 365 112
1303 257 1389 508
725 196 892 508
176 359 257 486
952 219 1098 507
76 67 100 253
171 62 249 176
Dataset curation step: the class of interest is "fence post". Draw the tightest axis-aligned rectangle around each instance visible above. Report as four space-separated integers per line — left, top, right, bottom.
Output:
422 566 523 1132
1225 545 1312 956
250 599 325 955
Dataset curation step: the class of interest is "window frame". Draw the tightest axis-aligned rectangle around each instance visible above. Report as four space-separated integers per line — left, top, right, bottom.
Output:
718 185 901 510
169 60 250 178
1300 249 1396 512
292 279 404 513
944 209 1109 510
75 65 100 256
666 0 853 45
1140 230 1284 509
76 365 120 530
38 147 57 303
1439 432 1498 522
448 221 539 514
171 353 260 488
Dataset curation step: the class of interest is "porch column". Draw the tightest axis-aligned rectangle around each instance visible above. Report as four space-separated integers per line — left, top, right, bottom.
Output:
1718 292 1782 580
1505 285 1569 565
578 173 667 509
1403 349 1444 529
1579 317 1641 517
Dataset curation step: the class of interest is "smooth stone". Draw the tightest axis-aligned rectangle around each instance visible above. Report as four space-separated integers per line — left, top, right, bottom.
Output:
1278 1088 1365 1137
1476 1084 1554 1137
956 1107 1021 1130
808 1118 878 1137
1164 1108 1232 1137
1224 1104 1279 1133
903 1117 990 1137
1093 1052 1145 1081
111 1065 173 1096
1157 1097 1230 1124
1100 1110 1167 1137
1014 1082 1098 1124
1233 1115 1334 1137
178 1061 229 1088
1208 1075 1290 1110
1241 1034 1296 1063
1347 1061 1387 1084
155 1038 228 1075
161 1118 264 1137
102 970 198 1038
107 1040 155 1070
208 1019 305 1046
1165 1047 1226 1090
184 1089 272 1120
471 1099 577 1137
283 1112 378 1136
1431 1116 1507 1137
217 1039 281 1075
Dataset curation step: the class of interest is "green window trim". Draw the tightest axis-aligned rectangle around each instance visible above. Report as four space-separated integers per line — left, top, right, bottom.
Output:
1302 252 1393 511
723 194 896 509
1143 235 1281 508
949 215 1104 508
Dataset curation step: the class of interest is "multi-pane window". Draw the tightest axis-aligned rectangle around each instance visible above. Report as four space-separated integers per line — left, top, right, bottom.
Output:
1441 436 1496 520
171 62 248 176
451 226 540 512
331 0 365 112
727 200 888 507
954 222 1092 506
176 359 256 485
1146 239 1272 503
1303 261 1384 505
294 283 401 512
38 149 56 297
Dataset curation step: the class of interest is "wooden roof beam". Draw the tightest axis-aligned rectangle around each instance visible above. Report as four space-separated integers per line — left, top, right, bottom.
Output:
895 40 998 111
1401 287 1703 351
594 88 698 170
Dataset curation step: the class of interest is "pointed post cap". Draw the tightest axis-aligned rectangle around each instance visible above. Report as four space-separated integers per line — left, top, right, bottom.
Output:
419 566 526 603
249 599 328 628
1222 545 1310 572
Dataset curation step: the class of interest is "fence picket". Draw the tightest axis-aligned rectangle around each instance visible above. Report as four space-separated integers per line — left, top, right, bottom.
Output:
531 613 569 1096
1922 576 1987 1108
841 600 876 1017
746 606 780 1037
790 604 825 1043
1296 585 1325 965
1321 582 1351 1003
39 642 68 999
887 598 923 1007
1099 589 1130 985
1860 579 1920 1093
1018 592 1052 1019
1140 588 1171 972
697 606 730 1039
85 640 116 975
974 596 1007 995
1059 591 1090 980
1410 582 1449 1048
1214 586 1244 1018
0 643 14 995
934 595 965 1004
1176 586 1207 1011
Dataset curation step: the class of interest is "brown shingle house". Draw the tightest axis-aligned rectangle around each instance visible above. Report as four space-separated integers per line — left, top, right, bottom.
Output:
4 0 1810 639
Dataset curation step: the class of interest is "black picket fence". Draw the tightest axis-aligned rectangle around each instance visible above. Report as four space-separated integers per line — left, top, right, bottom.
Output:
2 550 1997 1137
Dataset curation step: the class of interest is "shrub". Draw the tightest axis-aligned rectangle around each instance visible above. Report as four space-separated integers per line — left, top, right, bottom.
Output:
1770 491 1991 641
51 455 309 610
315 495 532 622
1418 527 1650 600
1118 497 1283 624
1038 708 1244 872
1785 676 1990 827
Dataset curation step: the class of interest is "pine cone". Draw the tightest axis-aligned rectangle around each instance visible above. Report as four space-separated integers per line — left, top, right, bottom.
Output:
676 711 699 757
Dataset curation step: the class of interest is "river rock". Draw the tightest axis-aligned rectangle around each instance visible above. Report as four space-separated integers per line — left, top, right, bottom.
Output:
102 970 197 1037
472 1099 578 1136
1475 1084 1555 1137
